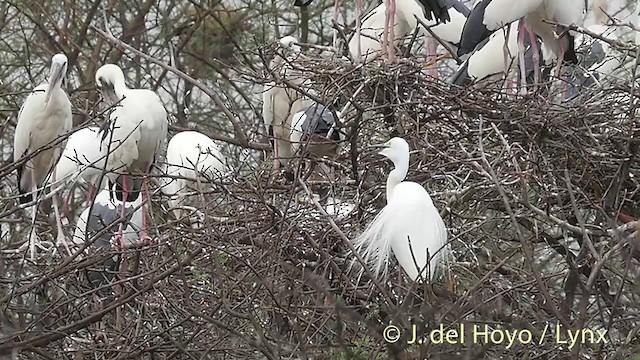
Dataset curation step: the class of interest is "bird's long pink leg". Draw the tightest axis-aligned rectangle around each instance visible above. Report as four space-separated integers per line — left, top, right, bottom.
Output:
272 139 280 176
382 0 390 61
51 165 71 256
333 0 340 48
62 189 73 219
355 0 362 61
528 28 540 85
388 0 397 63
115 175 129 248
426 38 439 77
516 21 528 94
502 25 514 92
138 163 154 245
85 183 97 206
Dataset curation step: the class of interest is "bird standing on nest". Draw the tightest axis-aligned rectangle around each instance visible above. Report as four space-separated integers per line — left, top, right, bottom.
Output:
95 63 168 246
353 137 449 282
14 53 73 259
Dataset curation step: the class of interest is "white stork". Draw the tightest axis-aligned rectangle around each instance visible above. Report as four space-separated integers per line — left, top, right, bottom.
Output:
294 0 452 62
457 0 586 85
263 36 313 175
349 0 469 73
50 126 107 217
95 64 168 245
160 131 225 222
14 53 73 259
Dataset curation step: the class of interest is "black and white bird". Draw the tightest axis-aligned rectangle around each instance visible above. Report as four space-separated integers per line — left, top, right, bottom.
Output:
349 0 469 72
297 0 451 62
14 53 73 259
457 0 585 84
95 63 168 245
50 126 107 217
451 21 555 88
263 36 313 174
290 103 345 159
72 188 142 340
160 131 225 222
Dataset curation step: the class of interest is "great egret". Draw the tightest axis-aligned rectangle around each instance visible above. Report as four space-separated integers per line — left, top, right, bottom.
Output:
13 53 73 259
50 126 107 217
457 0 585 84
353 137 448 282
263 36 313 174
160 131 225 222
95 63 168 245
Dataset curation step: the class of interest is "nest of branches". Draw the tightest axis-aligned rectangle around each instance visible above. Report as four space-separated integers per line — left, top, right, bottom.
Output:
2 53 640 359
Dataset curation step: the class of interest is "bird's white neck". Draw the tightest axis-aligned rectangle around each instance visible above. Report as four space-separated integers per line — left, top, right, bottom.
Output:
386 158 408 203
114 82 128 99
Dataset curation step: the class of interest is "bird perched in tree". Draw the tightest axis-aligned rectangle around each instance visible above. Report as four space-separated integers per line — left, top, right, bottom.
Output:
50 126 107 218
457 0 585 85
160 131 225 222
95 63 168 245
263 36 313 176
353 137 449 282
13 53 73 259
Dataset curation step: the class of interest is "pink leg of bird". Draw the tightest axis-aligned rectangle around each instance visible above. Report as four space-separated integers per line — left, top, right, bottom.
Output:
387 0 397 63
138 169 153 245
517 21 528 94
333 0 340 48
115 175 129 248
62 189 73 220
51 165 71 256
527 28 540 86
355 0 362 60
85 183 97 206
382 0 390 61
426 38 439 77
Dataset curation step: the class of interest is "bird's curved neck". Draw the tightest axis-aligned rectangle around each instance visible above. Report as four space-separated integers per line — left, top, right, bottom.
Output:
386 158 408 203
114 82 128 98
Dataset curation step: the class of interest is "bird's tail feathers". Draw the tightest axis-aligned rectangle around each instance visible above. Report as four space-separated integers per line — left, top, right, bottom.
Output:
351 208 393 281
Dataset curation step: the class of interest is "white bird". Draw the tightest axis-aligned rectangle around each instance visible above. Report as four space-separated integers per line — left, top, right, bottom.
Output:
349 0 469 73
457 0 586 85
263 36 313 174
13 53 73 259
95 63 168 245
50 126 107 216
353 137 448 282
297 0 451 63
160 131 225 222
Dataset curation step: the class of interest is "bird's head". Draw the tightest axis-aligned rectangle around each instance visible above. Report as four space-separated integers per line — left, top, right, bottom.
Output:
372 137 410 165
279 36 302 54
95 64 126 105
45 53 68 105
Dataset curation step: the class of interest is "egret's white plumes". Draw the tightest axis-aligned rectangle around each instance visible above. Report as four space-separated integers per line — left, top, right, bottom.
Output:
353 138 448 282
95 63 168 243
160 131 225 221
263 36 313 171
13 53 73 259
